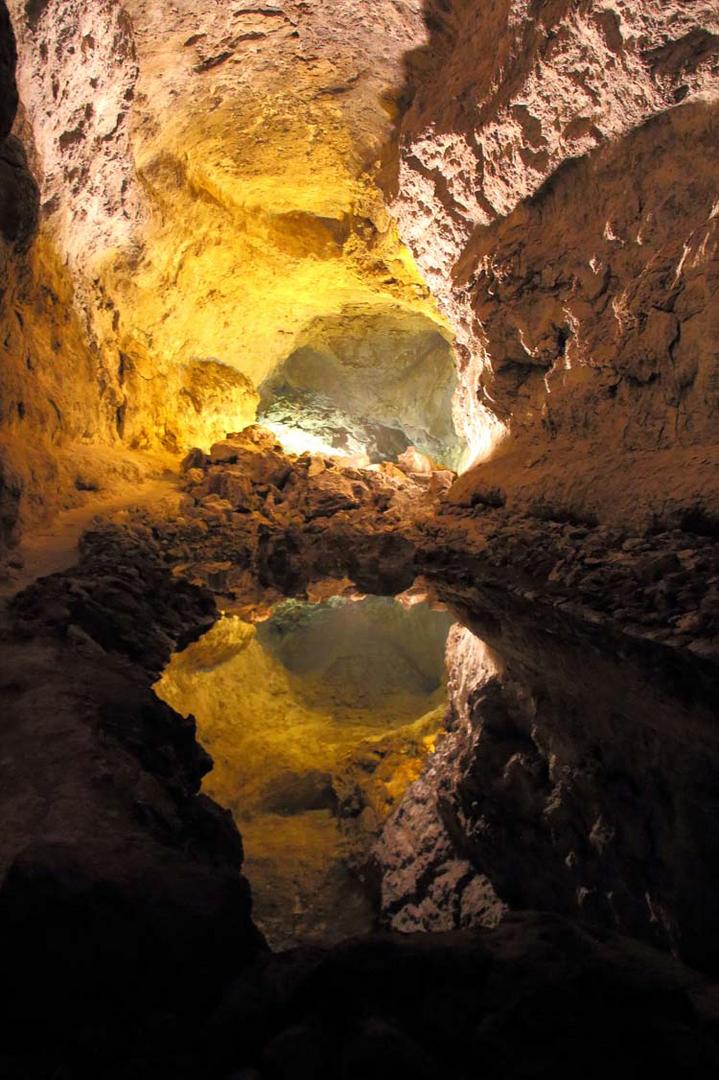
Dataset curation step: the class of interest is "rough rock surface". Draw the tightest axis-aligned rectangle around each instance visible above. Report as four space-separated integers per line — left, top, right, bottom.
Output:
144 425 453 599
3 448 719 1073
1 522 265 1075
108 422 719 974
0 0 467 540
5 0 719 541
0 1 174 542
210 913 719 1080
1 0 447 515
392 1 719 526
420 499 719 662
0 0 89 542
373 626 507 933
129 425 719 665
259 306 463 468
376 583 719 975
4 1 719 1073
87 423 719 975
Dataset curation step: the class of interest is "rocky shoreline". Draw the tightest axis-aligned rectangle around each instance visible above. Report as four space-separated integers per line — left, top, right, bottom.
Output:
3 429 719 1074
106 426 719 667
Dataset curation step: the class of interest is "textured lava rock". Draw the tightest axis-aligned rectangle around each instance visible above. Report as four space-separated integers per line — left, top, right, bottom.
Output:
0 2 135 544
211 913 719 1080
0 523 265 1076
111 424 719 663
259 306 463 469
375 584 719 975
5 0 719 543
3 466 719 1073
0 0 16 138
149 425 450 599
418 502 719 661
392 1 719 527
0 0 456 541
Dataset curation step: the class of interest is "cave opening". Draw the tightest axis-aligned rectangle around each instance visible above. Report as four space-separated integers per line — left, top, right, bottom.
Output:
156 592 454 949
258 305 465 468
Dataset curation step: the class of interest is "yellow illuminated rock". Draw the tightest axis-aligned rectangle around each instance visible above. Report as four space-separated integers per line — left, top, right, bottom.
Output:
105 97 448 446
2 0 464 531
155 596 453 946
11 0 452 455
155 602 449 816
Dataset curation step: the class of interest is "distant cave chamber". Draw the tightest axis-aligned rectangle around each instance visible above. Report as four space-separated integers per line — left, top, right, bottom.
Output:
258 306 464 468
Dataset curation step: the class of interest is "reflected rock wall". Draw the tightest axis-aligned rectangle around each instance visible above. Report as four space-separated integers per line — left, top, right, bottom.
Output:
156 596 453 948
377 591 719 974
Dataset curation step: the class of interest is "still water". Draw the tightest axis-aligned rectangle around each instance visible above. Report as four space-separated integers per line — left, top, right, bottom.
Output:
156 593 453 949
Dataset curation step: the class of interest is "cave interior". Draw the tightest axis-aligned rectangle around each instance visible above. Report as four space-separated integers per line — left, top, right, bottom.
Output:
2 1 719 1078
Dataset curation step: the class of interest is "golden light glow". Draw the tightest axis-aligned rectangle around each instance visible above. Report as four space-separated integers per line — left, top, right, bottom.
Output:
96 83 455 455
262 420 367 461
154 597 453 946
155 608 447 816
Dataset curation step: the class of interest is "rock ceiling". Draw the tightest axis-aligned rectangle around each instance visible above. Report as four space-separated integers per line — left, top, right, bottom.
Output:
8 0 453 458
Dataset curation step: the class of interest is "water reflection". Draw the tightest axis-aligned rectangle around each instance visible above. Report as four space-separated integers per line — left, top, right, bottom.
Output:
156 594 453 949
377 579 719 973
157 568 719 972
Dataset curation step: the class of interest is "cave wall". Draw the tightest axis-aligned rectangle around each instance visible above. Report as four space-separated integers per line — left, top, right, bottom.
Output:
4 0 719 537
0 0 115 543
1 0 467 541
393 0 719 527
377 599 719 973
5 1 448 445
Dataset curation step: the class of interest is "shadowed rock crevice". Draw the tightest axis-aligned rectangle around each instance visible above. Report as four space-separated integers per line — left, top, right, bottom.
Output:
375 596 719 975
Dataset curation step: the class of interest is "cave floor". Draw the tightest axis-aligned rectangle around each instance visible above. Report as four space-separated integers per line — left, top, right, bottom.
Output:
0 462 182 597
3 427 719 1075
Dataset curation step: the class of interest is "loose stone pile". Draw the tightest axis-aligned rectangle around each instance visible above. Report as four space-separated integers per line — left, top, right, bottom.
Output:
144 426 452 600
104 424 719 665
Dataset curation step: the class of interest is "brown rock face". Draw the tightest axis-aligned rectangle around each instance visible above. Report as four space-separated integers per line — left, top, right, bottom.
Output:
3 0 718 538
0 1 140 544
392 1 719 527
5 3 719 1076
374 587 719 974
1 520 265 1073
5 512 719 1076
0 1 15 138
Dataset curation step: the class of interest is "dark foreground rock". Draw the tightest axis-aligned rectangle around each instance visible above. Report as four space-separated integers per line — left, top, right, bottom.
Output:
0 524 265 1078
205 912 719 1080
3 450 719 1077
